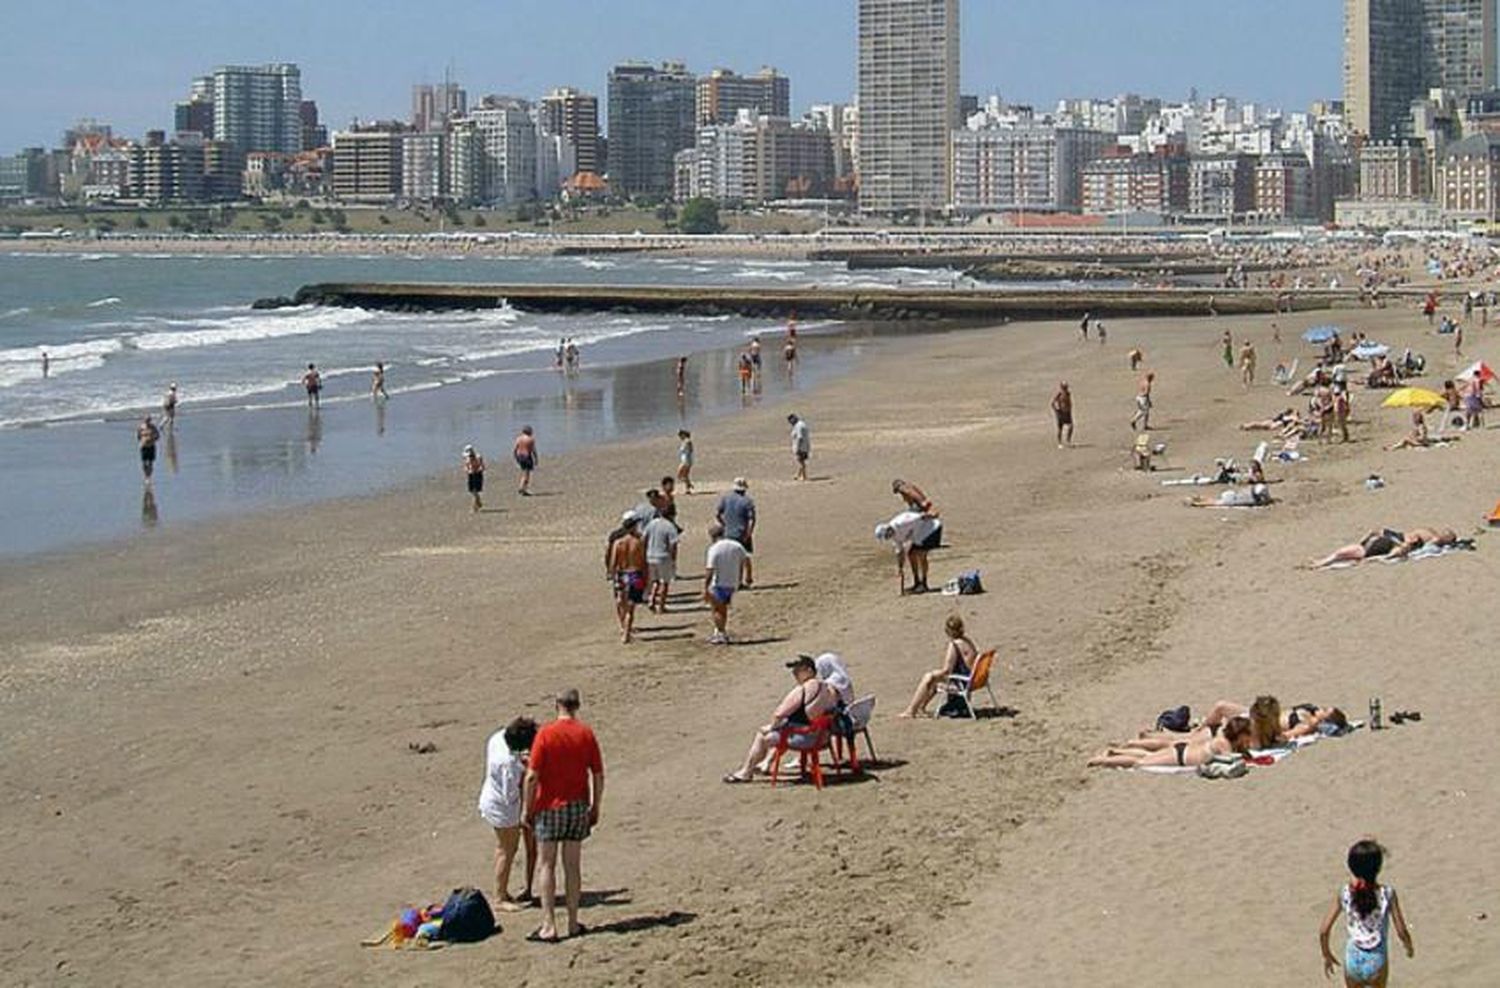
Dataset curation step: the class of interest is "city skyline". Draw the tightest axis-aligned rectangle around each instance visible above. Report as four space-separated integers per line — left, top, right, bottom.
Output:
0 0 1342 149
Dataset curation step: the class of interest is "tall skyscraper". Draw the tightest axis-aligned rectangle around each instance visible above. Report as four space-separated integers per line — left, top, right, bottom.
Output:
412 81 467 132
212 64 304 154
607 61 697 198
540 87 602 175
697 68 791 125
857 0 961 213
467 96 538 204
1344 0 1497 139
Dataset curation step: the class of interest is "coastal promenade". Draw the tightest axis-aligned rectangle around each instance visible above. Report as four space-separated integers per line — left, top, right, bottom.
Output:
281 280 1384 320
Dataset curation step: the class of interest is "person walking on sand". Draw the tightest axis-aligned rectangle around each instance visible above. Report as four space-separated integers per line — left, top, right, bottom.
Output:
1130 372 1155 431
788 413 811 481
162 382 179 428
513 426 538 495
1240 340 1257 387
479 716 538 912
715 477 756 588
674 356 687 398
302 363 322 409
607 516 646 643
1334 386 1352 443
1319 839 1413 987
703 522 749 645
1221 329 1234 368
737 351 754 396
642 510 679 614
137 414 160 487
1272 321 1282 345
1079 311 1091 341
1051 381 1074 448
1454 324 1464 359
463 444 486 512
372 362 389 400
1128 347 1144 371
676 429 695 494
1097 321 1107 345
522 689 604 943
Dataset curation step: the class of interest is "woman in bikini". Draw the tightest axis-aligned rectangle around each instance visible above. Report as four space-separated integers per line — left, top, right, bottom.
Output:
899 615 978 718
724 655 836 782
1089 716 1254 768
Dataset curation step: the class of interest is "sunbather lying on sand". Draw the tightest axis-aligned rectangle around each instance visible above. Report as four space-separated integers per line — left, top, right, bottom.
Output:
1130 695 1288 751
1241 409 1300 432
1187 483 1272 508
1309 527 1458 568
1089 716 1253 768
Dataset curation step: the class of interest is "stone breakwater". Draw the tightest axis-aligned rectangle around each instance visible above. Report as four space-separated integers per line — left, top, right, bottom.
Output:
265 281 1389 321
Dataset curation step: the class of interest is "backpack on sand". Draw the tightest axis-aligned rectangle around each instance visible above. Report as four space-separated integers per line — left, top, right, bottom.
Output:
437 887 496 943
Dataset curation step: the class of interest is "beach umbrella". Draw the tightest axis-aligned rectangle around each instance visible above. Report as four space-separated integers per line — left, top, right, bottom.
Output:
1302 326 1339 343
1351 343 1389 360
1381 387 1447 410
1457 360 1496 383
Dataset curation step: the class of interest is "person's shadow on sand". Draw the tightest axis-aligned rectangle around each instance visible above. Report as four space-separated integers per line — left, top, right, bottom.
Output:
583 910 697 936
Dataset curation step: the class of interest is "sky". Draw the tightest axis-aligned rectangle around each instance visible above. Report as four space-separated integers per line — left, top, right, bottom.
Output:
0 0 1341 149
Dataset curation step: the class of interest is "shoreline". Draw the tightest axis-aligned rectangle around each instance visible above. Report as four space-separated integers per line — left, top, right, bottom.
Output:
4 299 1498 985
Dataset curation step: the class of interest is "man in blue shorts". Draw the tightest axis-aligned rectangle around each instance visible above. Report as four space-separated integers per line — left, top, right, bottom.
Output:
703 523 748 645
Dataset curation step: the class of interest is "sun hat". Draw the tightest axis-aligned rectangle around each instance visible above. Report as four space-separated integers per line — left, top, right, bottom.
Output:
621 510 637 524
733 477 748 491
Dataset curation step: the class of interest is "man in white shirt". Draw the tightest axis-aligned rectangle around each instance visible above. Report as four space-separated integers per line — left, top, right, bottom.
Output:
875 510 943 595
703 523 749 644
788 413 811 481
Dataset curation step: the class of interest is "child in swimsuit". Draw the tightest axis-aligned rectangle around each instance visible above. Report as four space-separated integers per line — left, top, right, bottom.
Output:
1319 840 1413 986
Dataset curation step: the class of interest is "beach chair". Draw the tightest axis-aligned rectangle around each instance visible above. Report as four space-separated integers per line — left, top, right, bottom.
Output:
935 649 1000 720
835 695 877 768
769 715 838 789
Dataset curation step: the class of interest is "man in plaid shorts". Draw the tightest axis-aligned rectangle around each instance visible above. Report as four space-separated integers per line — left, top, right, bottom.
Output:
522 688 605 942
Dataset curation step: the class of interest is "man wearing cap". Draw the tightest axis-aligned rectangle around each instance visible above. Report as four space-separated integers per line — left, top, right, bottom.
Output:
788 413 811 481
876 509 943 595
607 514 647 644
715 478 756 589
722 655 836 783
703 523 747 644
523 689 604 942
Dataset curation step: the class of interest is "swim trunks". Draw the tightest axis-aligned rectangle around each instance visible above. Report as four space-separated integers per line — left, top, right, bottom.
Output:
467 472 484 493
616 570 645 604
514 454 535 471
711 585 735 605
140 446 156 463
534 800 591 843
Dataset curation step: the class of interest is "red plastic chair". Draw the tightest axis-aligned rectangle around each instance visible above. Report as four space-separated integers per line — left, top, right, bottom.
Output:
769 714 839 789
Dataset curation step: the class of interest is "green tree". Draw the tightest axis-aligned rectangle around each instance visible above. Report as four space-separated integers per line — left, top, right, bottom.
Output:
133 214 149 229
472 211 487 227
678 198 722 235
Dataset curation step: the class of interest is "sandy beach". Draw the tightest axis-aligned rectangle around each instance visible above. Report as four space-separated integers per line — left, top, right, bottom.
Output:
4 297 1499 986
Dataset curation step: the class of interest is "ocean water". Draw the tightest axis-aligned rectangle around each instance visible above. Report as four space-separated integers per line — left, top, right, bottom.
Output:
0 253 956 557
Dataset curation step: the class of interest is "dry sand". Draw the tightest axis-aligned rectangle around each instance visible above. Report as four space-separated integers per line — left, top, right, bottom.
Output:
3 301 1498 986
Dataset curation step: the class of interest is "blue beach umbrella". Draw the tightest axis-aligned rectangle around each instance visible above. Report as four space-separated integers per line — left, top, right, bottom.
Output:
1302 325 1340 344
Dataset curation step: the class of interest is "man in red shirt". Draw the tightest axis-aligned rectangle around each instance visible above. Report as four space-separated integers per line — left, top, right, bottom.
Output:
522 688 605 942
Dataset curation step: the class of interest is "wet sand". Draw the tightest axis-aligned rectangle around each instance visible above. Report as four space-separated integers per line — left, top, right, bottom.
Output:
3 301 1498 985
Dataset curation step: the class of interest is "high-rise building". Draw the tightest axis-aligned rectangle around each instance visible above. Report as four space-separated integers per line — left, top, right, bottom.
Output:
607 61 697 198
1187 154 1258 218
674 114 836 202
1345 0 1497 139
126 134 206 202
857 0 961 213
412 82 468 132
1081 149 1191 216
697 68 790 125
466 97 538 204
540 87 602 176
402 131 449 202
332 125 405 202
212 64 304 154
300 101 328 151
950 124 1113 214
175 77 215 138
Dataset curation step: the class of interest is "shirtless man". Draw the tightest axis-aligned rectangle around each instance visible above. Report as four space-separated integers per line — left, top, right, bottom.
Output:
1130 372 1155 431
607 517 647 644
162 382 179 428
1239 341 1257 387
302 363 322 409
137 414 160 486
372 362 389 400
674 356 687 398
891 479 937 517
513 426 538 495
1051 381 1074 447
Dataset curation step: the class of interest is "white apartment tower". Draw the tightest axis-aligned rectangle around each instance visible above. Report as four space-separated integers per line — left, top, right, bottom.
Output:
212 64 303 154
857 0 960 214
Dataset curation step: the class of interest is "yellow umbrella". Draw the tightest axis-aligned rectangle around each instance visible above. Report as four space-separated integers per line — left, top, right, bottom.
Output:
1381 387 1446 410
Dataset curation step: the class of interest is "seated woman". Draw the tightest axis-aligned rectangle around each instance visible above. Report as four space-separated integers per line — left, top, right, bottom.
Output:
724 655 836 783
1385 410 1442 451
1089 716 1254 768
899 615 978 718
1187 483 1272 508
814 652 854 707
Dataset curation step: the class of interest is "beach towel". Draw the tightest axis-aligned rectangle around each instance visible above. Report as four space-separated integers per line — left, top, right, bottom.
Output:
1380 541 1476 563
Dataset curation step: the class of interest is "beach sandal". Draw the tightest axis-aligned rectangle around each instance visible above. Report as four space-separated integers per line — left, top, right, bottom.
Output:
526 929 560 944
722 772 753 784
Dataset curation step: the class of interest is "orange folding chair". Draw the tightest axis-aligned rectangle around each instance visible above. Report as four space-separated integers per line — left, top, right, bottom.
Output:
936 649 1000 719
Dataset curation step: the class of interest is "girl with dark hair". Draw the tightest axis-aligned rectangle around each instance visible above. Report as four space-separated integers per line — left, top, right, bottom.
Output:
1319 839 1414 986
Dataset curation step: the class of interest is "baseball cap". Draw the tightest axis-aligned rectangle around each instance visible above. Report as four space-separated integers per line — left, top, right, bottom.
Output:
621 510 637 524
733 477 748 491
874 523 894 541
784 654 816 672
